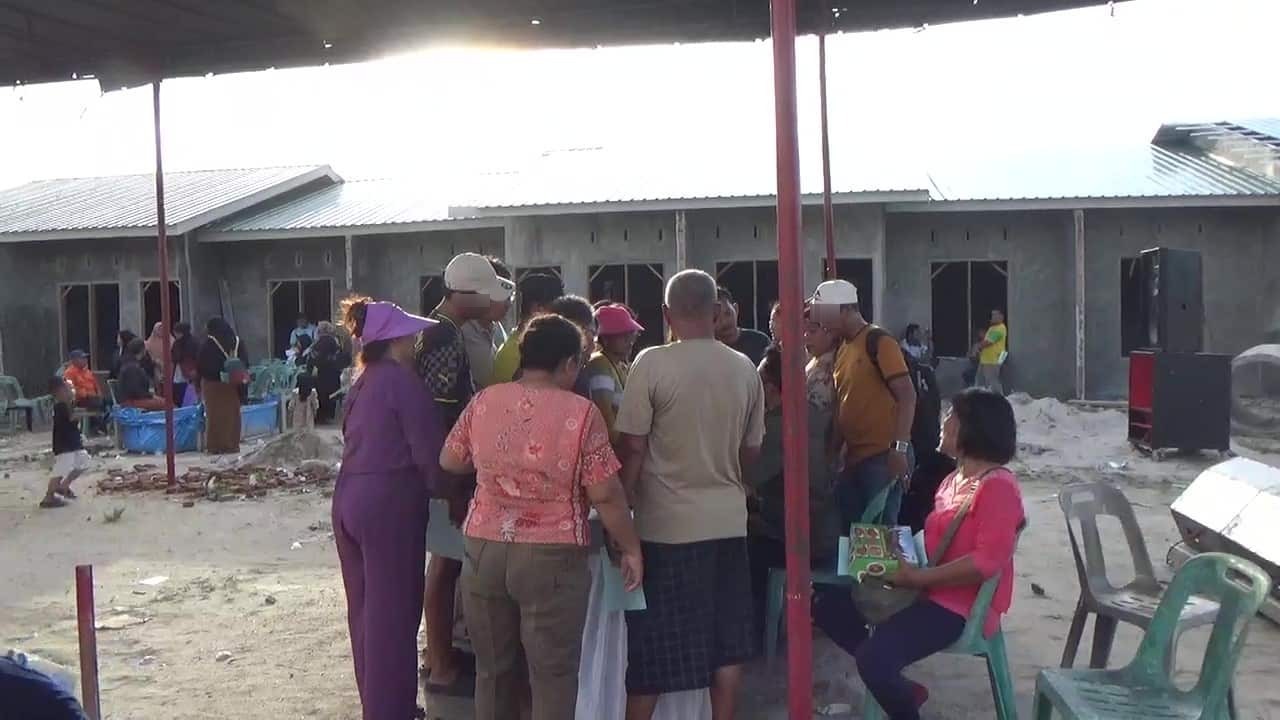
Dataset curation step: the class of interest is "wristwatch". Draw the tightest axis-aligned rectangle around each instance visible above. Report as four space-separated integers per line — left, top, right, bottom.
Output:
891 440 911 454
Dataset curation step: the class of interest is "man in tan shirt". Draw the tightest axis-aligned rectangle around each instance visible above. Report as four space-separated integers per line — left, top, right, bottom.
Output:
615 269 766 720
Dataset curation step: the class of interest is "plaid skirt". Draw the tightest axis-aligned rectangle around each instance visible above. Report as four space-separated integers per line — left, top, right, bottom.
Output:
624 537 755 694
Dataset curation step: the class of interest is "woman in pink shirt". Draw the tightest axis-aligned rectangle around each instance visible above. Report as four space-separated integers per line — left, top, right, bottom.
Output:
439 314 643 720
814 387 1024 720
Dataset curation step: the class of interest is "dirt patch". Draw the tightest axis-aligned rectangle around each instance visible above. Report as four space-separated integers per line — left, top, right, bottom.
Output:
236 430 343 469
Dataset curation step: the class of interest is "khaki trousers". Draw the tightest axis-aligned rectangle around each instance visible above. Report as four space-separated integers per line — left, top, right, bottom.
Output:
462 537 590 720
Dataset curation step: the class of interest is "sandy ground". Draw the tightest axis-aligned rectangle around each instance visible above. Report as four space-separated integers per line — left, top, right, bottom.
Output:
2 399 1279 720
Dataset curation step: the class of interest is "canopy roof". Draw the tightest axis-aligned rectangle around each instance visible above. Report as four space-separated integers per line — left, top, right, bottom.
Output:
3 0 1115 88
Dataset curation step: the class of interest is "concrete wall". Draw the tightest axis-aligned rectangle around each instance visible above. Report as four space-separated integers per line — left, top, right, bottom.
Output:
3 203 1275 401
205 237 348 361
1083 207 1280 399
507 205 883 291
685 204 884 306
505 212 677 296
354 228 504 311
0 236 183 393
884 211 1076 398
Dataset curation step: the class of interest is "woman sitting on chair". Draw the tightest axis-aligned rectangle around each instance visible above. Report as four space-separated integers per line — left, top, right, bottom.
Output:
813 387 1024 720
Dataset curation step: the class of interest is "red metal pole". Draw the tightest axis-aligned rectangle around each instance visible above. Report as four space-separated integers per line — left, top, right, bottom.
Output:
152 81 176 486
75 565 101 720
769 0 813 717
819 31 837 279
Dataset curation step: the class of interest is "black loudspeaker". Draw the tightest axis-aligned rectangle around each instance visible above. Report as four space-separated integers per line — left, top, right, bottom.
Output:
1138 247 1204 353
1128 350 1232 454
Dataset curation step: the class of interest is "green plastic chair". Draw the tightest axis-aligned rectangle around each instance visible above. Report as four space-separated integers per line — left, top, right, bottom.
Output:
862 527 1025 720
762 482 897 661
1032 552 1271 720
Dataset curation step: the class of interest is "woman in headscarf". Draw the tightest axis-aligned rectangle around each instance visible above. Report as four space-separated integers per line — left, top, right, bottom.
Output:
110 330 137 380
144 322 170 386
307 321 347 424
198 317 248 454
334 296 443 720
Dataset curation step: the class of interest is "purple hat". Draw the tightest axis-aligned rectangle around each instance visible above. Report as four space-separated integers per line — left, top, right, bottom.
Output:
359 301 436 343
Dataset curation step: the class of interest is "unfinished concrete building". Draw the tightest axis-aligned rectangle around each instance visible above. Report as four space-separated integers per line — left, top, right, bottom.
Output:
2 120 1277 401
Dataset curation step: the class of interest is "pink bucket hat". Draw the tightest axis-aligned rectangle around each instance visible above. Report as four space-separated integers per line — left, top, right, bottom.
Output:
595 304 644 336
359 301 436 343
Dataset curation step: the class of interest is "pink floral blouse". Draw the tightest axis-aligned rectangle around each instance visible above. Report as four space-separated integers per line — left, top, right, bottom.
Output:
446 383 621 546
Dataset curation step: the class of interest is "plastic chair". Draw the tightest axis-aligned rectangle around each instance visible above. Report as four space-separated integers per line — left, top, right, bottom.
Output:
1057 483 1220 670
0 375 32 431
862 525 1026 720
762 482 898 661
1032 552 1271 720
0 375 53 431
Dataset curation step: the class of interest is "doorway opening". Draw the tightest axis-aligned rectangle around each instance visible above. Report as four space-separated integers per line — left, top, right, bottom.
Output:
140 280 182 332
929 260 1008 358
715 260 778 331
60 283 121 371
589 263 664 350
420 275 445 316
269 279 333 358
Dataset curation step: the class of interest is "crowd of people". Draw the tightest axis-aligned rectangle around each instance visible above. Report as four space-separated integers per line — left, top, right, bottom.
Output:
41 315 262 508
327 248 1025 720
21 242 1026 718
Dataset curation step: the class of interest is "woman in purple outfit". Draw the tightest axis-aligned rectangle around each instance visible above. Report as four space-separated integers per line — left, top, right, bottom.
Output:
334 296 445 720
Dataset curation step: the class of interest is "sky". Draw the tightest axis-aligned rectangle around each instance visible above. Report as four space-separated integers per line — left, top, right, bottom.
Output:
0 0 1278 191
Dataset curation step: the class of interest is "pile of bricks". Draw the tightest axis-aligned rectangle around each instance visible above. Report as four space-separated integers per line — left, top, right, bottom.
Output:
98 463 333 502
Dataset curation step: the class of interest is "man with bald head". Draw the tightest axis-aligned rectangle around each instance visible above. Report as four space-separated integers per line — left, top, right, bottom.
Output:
615 269 766 720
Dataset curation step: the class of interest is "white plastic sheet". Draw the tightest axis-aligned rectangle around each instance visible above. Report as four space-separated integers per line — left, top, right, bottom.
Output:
577 552 712 720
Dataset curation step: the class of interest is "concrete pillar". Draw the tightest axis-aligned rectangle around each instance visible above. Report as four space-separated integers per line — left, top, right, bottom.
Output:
1074 209 1086 400
344 235 354 293
675 210 688 272
873 211 887 326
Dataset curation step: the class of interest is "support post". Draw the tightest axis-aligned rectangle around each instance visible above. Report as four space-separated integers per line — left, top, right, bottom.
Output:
152 81 176 486
344 234 355 293
674 210 688 272
75 565 101 720
182 233 194 325
1074 209 1086 400
819 30 837 279
769 1 813 717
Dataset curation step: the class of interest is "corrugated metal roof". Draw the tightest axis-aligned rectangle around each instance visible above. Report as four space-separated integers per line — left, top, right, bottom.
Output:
924 143 1280 203
207 178 485 238
453 143 929 212
1232 119 1280 144
0 165 339 241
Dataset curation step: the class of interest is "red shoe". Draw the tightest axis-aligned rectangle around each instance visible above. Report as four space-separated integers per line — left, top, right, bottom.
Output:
906 679 930 709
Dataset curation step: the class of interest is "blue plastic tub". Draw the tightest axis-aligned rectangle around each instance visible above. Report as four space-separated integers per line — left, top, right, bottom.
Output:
116 404 204 454
240 398 280 439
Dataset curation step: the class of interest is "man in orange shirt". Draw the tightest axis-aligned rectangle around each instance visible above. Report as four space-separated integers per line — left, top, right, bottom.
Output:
64 351 103 409
808 280 917 527
64 350 107 434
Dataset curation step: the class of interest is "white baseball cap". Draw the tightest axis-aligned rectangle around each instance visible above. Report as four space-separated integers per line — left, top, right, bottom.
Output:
444 253 505 299
808 279 858 306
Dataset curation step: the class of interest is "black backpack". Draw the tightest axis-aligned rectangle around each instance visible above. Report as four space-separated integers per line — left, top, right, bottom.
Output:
865 326 942 457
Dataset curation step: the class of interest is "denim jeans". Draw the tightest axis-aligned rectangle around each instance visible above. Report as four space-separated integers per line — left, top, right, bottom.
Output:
834 450 910 528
